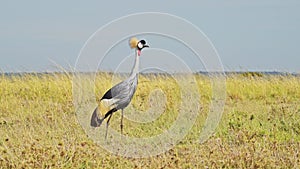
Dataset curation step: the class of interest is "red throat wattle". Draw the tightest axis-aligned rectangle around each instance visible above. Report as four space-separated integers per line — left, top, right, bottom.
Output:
137 50 141 56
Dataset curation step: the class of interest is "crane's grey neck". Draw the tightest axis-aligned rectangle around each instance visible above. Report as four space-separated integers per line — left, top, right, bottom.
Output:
130 50 140 77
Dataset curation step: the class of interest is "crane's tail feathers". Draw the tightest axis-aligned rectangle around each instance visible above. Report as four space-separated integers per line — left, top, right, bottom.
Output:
90 107 104 127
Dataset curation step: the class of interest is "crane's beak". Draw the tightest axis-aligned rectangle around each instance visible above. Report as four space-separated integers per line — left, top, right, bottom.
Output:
144 45 149 48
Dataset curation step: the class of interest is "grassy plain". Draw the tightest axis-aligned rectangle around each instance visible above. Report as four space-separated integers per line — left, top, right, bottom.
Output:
0 73 299 168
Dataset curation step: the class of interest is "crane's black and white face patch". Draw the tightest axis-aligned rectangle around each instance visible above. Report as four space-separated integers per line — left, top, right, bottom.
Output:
137 42 143 49
137 40 148 51
140 40 146 45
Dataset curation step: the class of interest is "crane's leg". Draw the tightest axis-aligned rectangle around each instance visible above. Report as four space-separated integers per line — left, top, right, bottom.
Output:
120 109 124 134
105 113 113 139
102 108 118 139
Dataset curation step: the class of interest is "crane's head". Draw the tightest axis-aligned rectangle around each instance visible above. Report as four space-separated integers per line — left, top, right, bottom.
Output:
129 37 149 56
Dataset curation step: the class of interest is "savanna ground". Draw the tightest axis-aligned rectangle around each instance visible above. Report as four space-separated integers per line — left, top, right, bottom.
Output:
0 72 300 168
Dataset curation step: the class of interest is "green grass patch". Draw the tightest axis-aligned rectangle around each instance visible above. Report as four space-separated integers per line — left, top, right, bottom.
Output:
0 73 299 168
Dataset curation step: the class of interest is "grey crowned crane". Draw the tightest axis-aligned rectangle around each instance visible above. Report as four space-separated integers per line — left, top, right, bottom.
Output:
90 37 149 138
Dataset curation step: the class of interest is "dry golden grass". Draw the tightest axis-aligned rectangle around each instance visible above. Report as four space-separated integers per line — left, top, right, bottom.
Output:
0 73 300 168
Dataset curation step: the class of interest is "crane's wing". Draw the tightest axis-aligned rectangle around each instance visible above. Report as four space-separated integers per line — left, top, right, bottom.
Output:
100 80 129 103
100 76 137 108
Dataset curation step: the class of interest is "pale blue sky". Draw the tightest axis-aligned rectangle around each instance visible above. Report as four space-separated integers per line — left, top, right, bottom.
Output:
1 1 300 72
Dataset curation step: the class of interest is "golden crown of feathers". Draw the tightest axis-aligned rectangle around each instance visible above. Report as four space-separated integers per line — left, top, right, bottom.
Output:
129 37 139 49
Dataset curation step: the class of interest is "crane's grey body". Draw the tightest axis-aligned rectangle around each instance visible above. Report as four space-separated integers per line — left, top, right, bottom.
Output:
90 39 148 139
103 73 138 110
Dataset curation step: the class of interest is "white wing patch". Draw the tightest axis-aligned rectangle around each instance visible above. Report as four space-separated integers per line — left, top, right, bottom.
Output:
102 98 119 108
